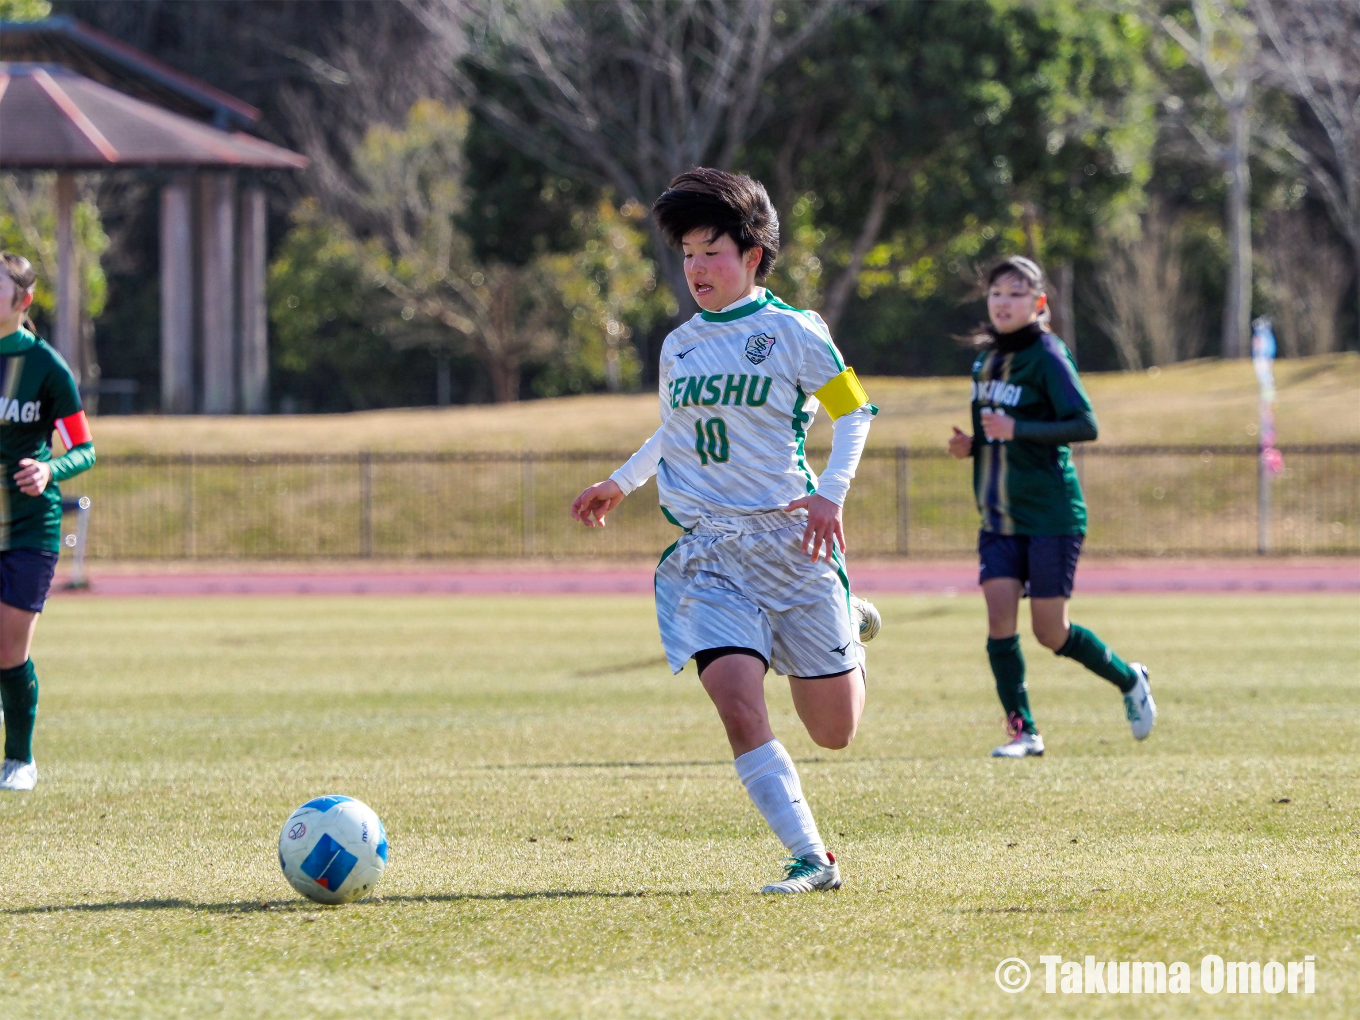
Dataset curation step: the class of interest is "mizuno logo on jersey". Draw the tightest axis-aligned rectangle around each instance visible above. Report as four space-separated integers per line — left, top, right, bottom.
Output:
0 399 41 424
972 379 1022 406
670 374 773 409
676 346 698 359
744 333 777 365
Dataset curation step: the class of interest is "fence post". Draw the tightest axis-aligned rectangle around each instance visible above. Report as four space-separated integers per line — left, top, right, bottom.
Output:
184 453 196 559
1257 454 1270 555
521 456 536 557
895 447 909 556
359 451 373 558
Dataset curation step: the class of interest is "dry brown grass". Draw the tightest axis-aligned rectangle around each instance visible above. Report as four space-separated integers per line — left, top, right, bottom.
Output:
87 353 1360 454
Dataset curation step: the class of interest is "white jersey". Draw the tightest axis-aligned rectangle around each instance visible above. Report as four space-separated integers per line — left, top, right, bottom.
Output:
637 291 852 530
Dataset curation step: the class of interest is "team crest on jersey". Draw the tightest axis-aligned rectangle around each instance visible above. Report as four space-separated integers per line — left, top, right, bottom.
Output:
744 333 777 365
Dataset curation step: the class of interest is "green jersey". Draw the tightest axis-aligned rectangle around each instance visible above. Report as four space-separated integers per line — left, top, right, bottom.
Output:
969 323 1096 536
0 328 96 552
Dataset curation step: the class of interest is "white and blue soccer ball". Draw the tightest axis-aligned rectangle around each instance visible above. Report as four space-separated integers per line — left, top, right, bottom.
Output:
278 795 388 904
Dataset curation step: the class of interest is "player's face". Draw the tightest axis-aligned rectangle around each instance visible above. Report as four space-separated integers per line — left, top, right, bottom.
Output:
987 273 1044 333
681 229 761 311
0 274 32 326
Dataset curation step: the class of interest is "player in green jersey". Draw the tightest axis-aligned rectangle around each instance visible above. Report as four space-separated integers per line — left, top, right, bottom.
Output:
948 256 1155 757
0 253 97 790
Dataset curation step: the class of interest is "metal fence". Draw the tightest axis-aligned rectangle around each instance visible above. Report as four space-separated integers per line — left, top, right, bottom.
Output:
61 445 1359 559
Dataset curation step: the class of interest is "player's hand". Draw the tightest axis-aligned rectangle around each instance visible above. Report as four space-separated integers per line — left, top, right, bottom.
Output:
14 458 51 497
948 426 973 459
784 492 845 563
980 409 1015 441
571 479 626 528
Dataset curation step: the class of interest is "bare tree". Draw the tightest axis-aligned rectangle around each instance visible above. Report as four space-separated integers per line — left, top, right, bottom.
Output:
1144 0 1265 359
1262 208 1349 356
406 0 839 321
1092 201 1208 369
1253 0 1360 345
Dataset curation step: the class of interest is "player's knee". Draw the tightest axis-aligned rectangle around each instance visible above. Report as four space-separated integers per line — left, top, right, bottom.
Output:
1033 622 1068 651
809 718 856 750
716 700 767 743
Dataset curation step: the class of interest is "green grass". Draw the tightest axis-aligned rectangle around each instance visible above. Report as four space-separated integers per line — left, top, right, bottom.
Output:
3 593 1357 1018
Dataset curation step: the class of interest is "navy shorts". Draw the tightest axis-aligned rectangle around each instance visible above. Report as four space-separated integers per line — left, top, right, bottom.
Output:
977 531 1083 599
0 549 59 613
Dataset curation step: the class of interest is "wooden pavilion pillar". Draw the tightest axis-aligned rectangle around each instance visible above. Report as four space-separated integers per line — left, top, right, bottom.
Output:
199 172 237 414
238 184 268 414
159 174 195 413
54 173 80 379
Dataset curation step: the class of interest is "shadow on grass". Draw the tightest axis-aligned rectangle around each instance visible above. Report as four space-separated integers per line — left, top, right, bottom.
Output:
474 759 733 771
5 889 694 915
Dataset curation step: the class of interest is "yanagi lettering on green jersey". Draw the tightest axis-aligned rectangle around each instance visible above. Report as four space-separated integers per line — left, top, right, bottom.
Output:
971 379 1022 407
670 374 772 409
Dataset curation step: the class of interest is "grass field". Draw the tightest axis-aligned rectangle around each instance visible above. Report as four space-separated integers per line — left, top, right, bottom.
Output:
88 353 1360 454
3 592 1357 1018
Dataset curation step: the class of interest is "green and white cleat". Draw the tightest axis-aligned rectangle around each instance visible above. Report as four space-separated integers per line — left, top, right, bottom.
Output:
0 758 36 791
850 595 881 642
1124 663 1156 740
991 731 1044 758
760 853 842 894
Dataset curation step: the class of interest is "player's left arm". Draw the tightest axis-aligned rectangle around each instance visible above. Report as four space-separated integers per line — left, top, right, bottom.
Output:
785 327 877 561
984 341 1097 444
15 370 96 497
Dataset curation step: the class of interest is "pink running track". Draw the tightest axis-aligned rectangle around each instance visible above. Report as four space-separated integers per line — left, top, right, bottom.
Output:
52 559 1359 597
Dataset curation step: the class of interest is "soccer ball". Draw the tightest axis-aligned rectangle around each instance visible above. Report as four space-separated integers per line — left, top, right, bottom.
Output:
278 795 388 904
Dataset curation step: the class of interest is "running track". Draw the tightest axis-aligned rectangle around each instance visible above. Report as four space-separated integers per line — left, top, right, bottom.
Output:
53 559 1360 597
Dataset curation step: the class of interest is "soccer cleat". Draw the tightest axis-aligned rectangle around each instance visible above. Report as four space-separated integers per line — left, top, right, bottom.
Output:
761 852 842 894
0 758 36 791
850 595 881 642
1124 663 1157 740
992 731 1044 758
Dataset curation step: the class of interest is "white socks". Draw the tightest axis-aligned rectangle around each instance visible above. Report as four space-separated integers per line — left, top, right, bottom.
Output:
734 739 827 862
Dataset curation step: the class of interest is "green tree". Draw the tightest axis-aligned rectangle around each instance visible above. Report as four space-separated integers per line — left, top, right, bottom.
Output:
271 100 663 403
535 198 670 397
0 0 52 19
751 0 1157 360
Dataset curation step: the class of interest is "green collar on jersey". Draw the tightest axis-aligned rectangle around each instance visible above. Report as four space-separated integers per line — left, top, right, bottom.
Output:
698 291 774 323
0 328 36 356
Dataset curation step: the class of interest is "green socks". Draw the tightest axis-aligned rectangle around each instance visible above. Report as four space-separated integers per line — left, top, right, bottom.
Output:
987 635 1036 734
0 659 37 763
1057 624 1137 692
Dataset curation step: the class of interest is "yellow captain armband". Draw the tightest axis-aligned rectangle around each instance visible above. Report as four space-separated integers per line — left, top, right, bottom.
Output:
813 367 871 420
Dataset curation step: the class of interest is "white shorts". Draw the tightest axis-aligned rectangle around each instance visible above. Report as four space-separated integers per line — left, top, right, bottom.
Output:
654 510 859 677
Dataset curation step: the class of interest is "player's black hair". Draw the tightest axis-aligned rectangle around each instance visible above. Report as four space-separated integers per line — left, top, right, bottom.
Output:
652 168 780 280
1 252 38 334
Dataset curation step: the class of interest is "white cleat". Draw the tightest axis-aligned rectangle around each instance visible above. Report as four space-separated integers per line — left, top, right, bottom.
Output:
760 853 842 894
1124 663 1157 740
992 731 1045 758
0 758 36 791
850 595 881 642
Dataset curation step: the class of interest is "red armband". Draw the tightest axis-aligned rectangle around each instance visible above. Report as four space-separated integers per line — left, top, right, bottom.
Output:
54 410 92 449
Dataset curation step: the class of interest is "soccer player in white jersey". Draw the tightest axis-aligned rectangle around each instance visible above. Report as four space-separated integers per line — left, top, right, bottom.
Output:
571 169 880 894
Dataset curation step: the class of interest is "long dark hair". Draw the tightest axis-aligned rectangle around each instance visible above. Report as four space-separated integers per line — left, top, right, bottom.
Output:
964 255 1051 348
1 252 38 334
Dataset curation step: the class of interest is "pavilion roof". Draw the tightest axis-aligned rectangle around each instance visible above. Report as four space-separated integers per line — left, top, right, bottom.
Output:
0 16 259 129
0 62 307 170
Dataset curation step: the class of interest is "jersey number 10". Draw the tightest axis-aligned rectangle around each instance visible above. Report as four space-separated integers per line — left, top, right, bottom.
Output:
694 417 730 465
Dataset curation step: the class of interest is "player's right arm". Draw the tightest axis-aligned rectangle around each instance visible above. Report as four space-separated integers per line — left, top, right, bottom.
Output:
948 426 973 459
571 339 674 528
